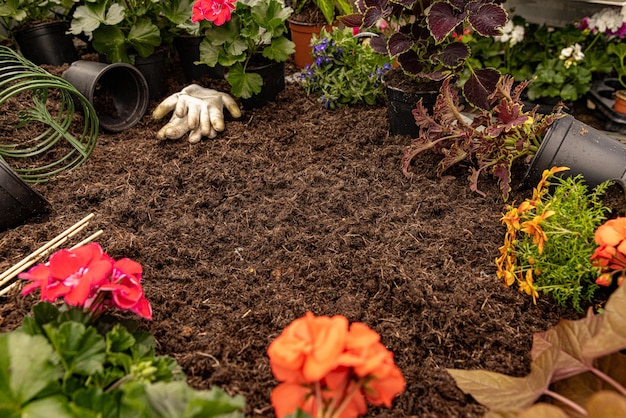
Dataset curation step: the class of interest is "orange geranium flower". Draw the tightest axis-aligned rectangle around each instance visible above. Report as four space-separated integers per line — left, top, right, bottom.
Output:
267 311 348 383
533 166 569 201
269 313 405 418
594 217 626 255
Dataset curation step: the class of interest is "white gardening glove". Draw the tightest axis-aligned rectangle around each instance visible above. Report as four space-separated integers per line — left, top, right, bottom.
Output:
152 84 242 144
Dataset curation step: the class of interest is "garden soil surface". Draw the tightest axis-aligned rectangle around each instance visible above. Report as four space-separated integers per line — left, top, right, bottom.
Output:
0 55 614 417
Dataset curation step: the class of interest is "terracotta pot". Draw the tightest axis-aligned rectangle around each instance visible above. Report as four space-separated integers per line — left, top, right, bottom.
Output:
613 90 626 114
522 114 626 189
288 19 332 69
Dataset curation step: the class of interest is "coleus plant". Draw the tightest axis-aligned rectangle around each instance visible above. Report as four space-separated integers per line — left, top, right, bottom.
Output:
401 75 564 200
447 269 626 416
1 242 245 417
339 0 508 109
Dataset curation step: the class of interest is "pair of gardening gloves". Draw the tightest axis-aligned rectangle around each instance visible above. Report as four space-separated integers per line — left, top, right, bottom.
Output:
152 84 242 144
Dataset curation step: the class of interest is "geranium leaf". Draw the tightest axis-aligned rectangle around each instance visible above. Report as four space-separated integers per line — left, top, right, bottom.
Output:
226 63 263 99
0 332 62 408
263 37 295 62
127 19 161 57
469 4 507 37
463 68 500 109
43 322 106 376
427 2 463 42
22 396 75 418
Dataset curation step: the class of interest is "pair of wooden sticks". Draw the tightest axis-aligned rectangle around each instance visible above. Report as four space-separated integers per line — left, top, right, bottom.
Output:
0 213 103 297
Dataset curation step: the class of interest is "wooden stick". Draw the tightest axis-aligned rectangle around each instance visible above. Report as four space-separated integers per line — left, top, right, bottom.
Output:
0 220 103 297
0 213 94 287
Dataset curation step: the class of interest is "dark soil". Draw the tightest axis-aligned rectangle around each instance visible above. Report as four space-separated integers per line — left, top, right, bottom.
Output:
0 54 611 417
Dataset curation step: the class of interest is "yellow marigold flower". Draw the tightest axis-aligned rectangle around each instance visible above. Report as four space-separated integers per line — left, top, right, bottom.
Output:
533 166 570 200
501 208 521 233
517 200 535 214
521 209 555 254
518 269 539 304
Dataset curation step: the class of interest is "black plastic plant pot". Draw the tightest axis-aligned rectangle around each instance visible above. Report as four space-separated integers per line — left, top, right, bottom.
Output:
173 36 225 82
62 61 149 132
133 50 167 101
14 21 78 66
0 159 50 232
383 74 439 137
522 114 626 189
240 61 286 110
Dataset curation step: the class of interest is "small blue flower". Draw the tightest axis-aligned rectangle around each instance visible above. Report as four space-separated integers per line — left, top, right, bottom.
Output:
383 63 392 70
315 56 324 67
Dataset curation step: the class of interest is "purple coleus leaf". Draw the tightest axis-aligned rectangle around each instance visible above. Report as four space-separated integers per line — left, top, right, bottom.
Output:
388 32 413 56
397 51 425 76
338 13 364 27
463 68 500 109
469 3 508 36
492 98 529 132
427 2 466 42
368 34 388 55
434 42 470 68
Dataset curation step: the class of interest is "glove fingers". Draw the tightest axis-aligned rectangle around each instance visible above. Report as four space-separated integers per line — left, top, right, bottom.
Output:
187 104 201 130
162 116 189 140
209 106 225 132
152 93 180 120
188 126 203 144
221 94 242 118
200 106 212 135
174 97 189 118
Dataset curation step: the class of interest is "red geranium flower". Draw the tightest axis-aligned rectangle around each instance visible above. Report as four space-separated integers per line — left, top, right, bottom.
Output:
192 0 237 26
19 242 113 307
99 258 152 320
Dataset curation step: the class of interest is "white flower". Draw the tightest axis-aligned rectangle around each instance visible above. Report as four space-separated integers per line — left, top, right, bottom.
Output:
559 44 584 68
494 21 525 46
587 7 624 33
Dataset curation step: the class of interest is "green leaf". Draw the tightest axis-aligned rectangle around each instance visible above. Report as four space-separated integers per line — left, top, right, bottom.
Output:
93 25 129 63
263 38 295 62
0 332 63 413
127 18 161 58
226 63 263 99
161 0 194 25
119 381 244 418
22 396 75 418
69 3 125 35
43 322 106 376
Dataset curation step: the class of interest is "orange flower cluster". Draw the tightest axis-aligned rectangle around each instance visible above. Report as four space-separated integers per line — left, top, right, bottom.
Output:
267 312 405 418
591 217 626 287
495 167 568 304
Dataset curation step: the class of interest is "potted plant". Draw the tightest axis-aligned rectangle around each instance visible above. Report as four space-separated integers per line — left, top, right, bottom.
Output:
0 0 80 65
301 26 393 109
193 0 295 107
161 0 227 81
402 73 626 201
286 0 353 68
467 14 616 108
68 0 171 99
339 0 508 136
0 242 246 416
402 75 563 200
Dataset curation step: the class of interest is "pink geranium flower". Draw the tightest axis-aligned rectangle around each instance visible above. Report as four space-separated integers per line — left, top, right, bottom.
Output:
192 0 237 26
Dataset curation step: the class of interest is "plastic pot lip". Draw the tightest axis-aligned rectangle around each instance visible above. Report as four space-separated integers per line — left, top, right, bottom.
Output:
62 60 149 132
0 159 50 213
